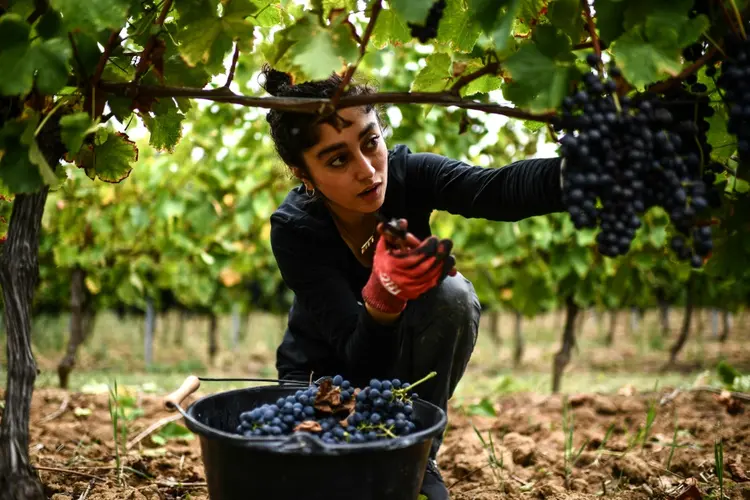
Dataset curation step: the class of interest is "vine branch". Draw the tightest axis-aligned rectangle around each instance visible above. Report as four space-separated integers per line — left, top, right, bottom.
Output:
134 0 174 83
330 0 383 108
223 43 241 89
92 31 121 86
26 0 48 24
449 61 500 95
647 46 720 94
581 0 602 65
97 81 557 122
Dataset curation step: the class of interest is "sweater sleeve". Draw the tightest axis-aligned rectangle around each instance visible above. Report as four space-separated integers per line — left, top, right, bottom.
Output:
270 216 401 375
404 152 566 221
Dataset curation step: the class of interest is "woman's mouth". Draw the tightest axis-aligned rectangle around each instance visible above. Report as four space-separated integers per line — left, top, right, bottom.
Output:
358 182 381 199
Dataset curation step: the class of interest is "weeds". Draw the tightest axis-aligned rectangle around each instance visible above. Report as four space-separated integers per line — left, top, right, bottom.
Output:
714 438 725 499
562 396 589 488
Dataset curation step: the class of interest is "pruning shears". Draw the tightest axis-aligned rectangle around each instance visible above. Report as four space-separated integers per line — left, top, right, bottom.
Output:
375 212 423 249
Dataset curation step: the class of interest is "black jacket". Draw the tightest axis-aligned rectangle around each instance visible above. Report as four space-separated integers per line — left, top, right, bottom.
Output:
269 144 565 382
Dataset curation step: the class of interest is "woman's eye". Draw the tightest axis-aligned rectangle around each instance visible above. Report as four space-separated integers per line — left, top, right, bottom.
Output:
367 136 380 148
329 155 346 167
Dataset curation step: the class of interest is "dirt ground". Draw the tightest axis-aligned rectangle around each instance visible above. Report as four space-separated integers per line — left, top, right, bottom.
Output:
10 383 749 500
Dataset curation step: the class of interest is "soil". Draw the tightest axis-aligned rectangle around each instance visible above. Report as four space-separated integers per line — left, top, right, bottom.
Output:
8 385 750 499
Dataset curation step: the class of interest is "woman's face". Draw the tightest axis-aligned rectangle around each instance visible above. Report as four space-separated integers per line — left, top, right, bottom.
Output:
299 107 388 219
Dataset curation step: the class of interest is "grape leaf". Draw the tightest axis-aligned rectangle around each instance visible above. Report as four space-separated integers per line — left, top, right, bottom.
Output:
546 0 582 43
466 0 506 33
29 38 72 95
0 120 43 194
519 0 545 23
411 53 453 92
60 112 98 155
610 29 683 90
142 104 185 153
36 9 64 39
78 132 139 183
489 0 522 53
50 0 131 33
371 9 412 49
436 0 482 53
249 0 283 27
389 0 435 24
595 0 627 44
0 16 72 96
459 59 503 97
532 24 575 61
503 43 576 112
285 17 359 80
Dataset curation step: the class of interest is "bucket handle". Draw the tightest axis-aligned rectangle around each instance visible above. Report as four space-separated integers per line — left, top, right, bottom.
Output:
164 375 202 412
163 375 313 412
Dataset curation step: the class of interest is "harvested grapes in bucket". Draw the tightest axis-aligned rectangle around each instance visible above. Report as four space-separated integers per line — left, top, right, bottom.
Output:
235 371 437 444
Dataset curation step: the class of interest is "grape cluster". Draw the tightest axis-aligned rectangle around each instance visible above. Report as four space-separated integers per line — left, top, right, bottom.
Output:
717 33 750 165
408 0 446 43
683 0 712 62
235 373 434 444
557 54 716 266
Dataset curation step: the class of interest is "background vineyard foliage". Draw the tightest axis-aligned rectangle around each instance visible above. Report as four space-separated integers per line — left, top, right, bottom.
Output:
5 0 743 324
0 0 749 369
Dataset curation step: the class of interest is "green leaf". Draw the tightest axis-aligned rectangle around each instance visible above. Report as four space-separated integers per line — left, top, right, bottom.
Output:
79 132 139 183
286 17 358 80
371 9 412 49
142 104 185 153
36 9 64 39
489 0 522 53
436 0 482 53
29 38 72 95
595 0 627 43
389 0 434 24
0 15 71 96
410 52 453 92
503 42 577 112
0 115 44 193
519 0 545 23
60 112 98 155
532 24 575 61
547 0 582 42
250 0 283 27
460 59 503 97
50 0 131 33
0 14 34 96
466 398 497 417
177 17 229 67
610 29 683 90
466 0 507 33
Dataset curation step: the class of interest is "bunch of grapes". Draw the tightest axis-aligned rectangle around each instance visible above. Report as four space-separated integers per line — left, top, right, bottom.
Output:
557 54 715 267
408 0 446 43
235 372 435 444
716 32 750 165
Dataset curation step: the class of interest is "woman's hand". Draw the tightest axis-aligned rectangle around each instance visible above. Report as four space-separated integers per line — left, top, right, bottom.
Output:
361 219 456 317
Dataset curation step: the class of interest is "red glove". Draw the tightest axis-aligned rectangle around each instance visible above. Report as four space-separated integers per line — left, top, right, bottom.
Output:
362 221 456 314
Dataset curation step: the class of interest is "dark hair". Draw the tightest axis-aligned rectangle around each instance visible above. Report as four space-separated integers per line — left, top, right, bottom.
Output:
259 64 384 178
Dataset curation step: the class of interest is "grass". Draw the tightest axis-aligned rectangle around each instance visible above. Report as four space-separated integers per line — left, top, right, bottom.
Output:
0 306 746 405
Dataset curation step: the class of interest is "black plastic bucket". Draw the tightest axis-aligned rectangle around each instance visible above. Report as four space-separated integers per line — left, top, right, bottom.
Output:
177 384 447 500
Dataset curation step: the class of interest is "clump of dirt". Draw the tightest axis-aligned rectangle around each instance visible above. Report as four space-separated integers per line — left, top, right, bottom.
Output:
2 385 748 499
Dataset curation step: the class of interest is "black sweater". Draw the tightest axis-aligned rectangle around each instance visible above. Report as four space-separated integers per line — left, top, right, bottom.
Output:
270 144 565 381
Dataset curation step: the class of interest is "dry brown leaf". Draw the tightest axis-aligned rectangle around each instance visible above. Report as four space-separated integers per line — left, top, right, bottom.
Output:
672 478 702 500
294 421 322 433
728 456 749 482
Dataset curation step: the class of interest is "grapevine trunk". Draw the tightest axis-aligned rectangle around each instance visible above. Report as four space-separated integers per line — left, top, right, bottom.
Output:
57 266 91 389
0 190 50 500
552 296 579 393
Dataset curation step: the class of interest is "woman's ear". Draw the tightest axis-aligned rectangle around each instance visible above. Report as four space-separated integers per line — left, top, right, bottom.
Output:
291 166 313 190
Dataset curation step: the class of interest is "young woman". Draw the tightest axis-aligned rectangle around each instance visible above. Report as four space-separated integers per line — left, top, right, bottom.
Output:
262 65 565 499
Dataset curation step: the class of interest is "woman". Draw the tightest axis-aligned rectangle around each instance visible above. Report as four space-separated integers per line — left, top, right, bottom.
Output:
262 65 565 499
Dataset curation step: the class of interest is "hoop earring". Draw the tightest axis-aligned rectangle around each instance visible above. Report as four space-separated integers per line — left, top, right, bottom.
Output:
305 185 316 198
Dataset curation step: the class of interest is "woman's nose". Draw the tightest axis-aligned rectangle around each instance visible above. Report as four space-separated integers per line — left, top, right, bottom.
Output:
353 152 376 179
